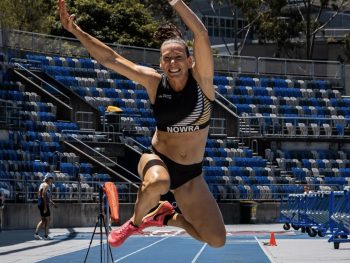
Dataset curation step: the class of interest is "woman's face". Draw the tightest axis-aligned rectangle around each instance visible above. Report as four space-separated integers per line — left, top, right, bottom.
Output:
160 43 192 79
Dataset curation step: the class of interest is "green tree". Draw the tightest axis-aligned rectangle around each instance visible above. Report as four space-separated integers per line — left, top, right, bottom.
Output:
212 0 300 57
0 0 56 33
289 0 349 59
223 0 349 59
143 0 191 23
51 0 160 48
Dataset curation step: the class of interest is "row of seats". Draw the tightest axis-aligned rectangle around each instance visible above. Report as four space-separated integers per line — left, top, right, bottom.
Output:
219 85 340 98
31 55 334 90
0 80 25 91
226 94 350 107
60 162 94 176
245 113 347 125
204 166 274 177
257 121 347 137
285 158 350 169
0 90 36 101
44 65 118 79
273 149 349 160
19 54 348 199
236 104 350 117
0 170 111 182
267 146 350 186
0 160 52 173
23 120 79 132
204 147 253 158
210 184 305 200
0 149 60 163
0 94 55 113
206 175 294 186
234 76 334 89
23 131 62 142
206 138 239 148
54 75 137 89
70 86 148 99
0 75 100 200
292 167 350 179
27 55 102 70
0 159 95 175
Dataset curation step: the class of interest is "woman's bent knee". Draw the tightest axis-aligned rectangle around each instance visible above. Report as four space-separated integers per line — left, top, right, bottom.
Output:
206 232 226 248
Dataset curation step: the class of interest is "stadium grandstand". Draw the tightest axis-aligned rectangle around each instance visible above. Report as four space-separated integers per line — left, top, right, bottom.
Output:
0 2 349 238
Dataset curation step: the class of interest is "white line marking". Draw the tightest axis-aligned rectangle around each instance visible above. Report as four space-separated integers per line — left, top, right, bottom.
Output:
191 243 207 263
254 236 276 263
114 230 182 262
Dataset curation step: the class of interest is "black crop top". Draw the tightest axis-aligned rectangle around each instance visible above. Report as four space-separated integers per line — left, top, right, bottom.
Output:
152 72 214 133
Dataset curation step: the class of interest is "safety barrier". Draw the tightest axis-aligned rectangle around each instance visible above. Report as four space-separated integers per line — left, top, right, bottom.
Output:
279 190 349 249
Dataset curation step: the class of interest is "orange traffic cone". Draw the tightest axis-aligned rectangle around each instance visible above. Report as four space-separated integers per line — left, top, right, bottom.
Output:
268 232 277 246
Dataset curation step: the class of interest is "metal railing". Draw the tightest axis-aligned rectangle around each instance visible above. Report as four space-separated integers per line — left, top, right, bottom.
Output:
212 183 347 202
0 28 344 80
61 129 122 143
75 111 94 131
213 54 257 74
238 115 349 138
258 57 342 79
315 28 350 38
215 91 238 114
64 134 140 189
123 136 149 154
210 118 226 135
13 62 71 104
1 176 344 203
0 177 138 204
0 99 21 129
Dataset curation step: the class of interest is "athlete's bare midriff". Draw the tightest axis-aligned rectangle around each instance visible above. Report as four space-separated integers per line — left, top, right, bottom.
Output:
151 127 209 165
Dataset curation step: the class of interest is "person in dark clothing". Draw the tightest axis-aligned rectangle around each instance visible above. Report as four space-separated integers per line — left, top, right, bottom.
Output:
34 174 56 240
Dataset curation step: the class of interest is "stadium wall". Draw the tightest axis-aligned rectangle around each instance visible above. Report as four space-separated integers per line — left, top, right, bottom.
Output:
1 202 279 230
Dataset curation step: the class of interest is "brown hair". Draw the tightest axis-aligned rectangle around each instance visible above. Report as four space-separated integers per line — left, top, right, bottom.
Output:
154 23 190 57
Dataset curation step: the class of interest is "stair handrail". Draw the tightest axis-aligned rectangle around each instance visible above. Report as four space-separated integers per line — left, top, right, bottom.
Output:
65 133 140 189
12 61 71 104
215 91 238 116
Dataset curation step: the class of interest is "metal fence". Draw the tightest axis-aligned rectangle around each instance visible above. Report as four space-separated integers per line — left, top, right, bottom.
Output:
213 54 257 74
75 111 94 131
0 28 344 81
0 99 21 129
210 118 226 135
238 115 349 138
0 178 138 204
258 57 342 79
2 176 340 203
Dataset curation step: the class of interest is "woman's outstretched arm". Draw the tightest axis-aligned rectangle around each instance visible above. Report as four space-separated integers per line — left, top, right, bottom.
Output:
168 0 214 99
58 0 159 90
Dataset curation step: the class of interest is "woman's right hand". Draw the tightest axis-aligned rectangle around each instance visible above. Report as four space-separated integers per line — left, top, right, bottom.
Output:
58 0 78 33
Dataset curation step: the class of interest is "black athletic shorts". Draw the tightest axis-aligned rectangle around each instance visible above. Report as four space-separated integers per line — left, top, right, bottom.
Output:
38 198 50 217
144 146 203 190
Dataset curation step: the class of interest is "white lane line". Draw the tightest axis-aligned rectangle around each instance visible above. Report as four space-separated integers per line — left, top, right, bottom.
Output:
114 230 182 262
191 243 207 263
254 236 276 263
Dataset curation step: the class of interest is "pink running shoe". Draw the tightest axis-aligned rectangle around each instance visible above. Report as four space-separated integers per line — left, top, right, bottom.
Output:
140 201 175 230
108 220 142 247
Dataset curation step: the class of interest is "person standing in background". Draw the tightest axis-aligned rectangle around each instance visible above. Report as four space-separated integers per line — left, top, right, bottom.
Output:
34 173 57 240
